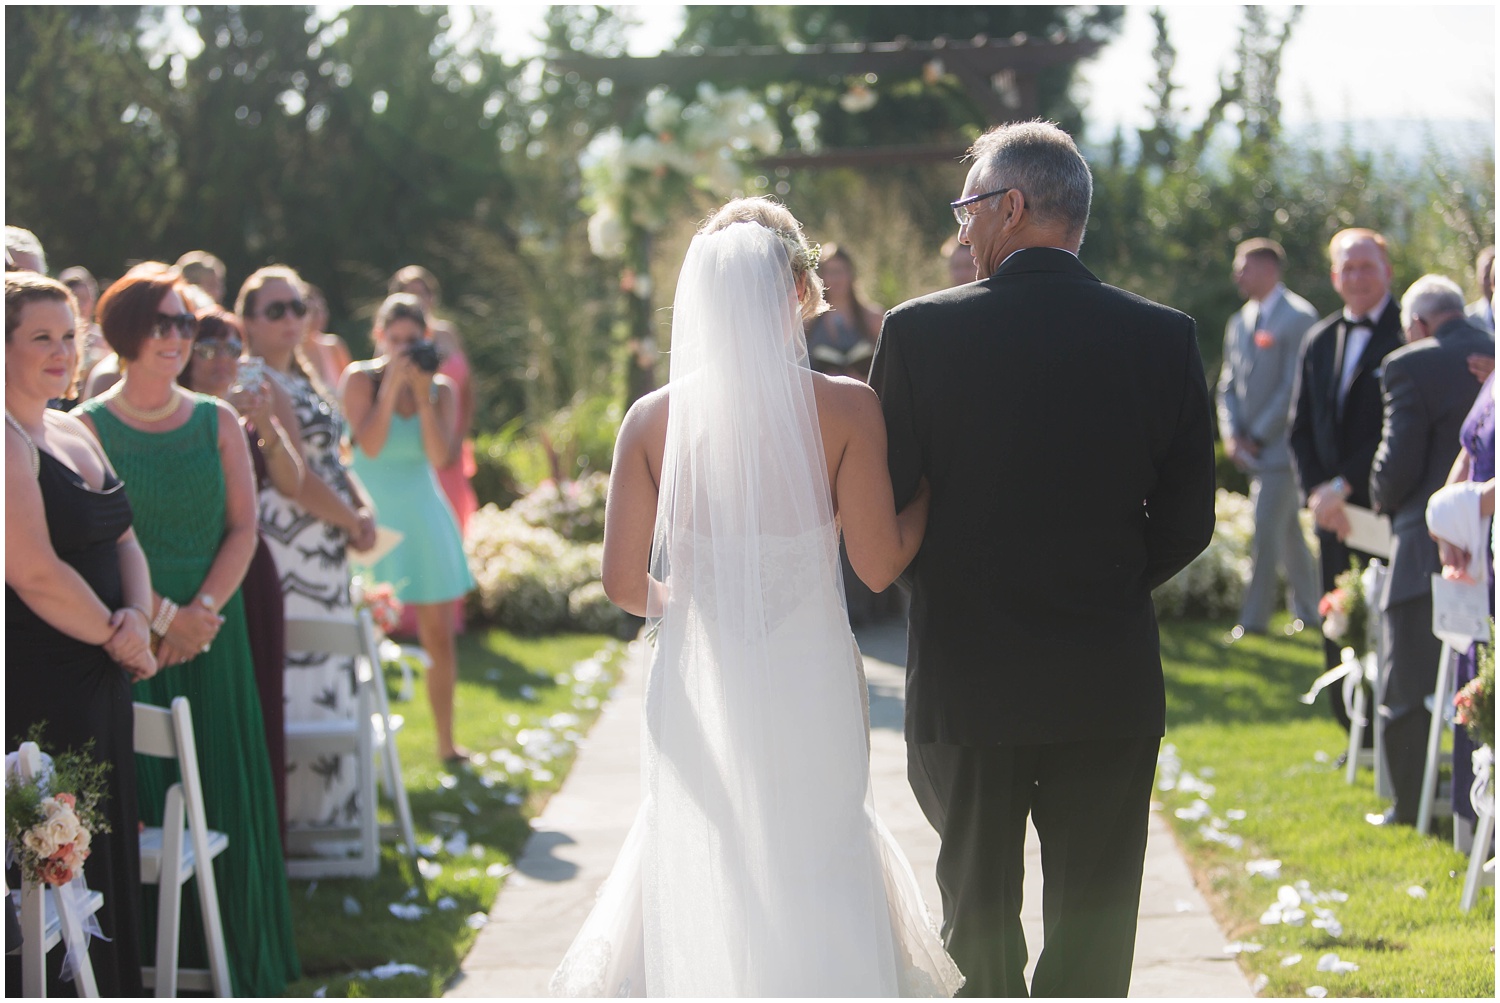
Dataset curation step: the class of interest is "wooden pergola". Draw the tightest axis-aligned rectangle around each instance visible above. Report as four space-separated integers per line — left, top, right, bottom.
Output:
552 32 1104 168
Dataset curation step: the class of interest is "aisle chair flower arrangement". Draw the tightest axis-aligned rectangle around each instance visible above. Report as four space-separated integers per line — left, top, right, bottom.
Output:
4 727 111 977
1454 624 1496 821
1299 560 1374 713
352 576 427 703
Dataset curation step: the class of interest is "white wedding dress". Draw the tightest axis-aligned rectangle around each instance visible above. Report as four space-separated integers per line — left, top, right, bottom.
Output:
550 224 963 998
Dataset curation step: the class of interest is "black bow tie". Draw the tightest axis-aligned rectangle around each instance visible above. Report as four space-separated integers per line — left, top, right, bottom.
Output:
1345 315 1370 328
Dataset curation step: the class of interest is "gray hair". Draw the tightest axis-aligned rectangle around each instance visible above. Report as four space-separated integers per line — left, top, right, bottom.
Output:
5 225 47 275
967 121 1093 240
1400 274 1466 328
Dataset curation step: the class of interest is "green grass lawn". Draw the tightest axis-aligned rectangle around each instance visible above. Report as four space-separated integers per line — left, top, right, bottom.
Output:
282 627 626 997
1159 617 1495 997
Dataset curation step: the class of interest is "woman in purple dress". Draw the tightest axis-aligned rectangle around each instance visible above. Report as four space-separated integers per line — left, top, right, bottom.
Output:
1450 371 1494 848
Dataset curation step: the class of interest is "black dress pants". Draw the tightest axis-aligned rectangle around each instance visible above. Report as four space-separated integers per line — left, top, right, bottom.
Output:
1379 593 1442 824
909 737 1160 998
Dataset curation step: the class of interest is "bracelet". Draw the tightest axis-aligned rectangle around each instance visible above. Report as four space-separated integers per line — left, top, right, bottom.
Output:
151 598 179 637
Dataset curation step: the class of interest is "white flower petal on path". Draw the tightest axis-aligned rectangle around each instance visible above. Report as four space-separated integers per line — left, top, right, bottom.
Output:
466 912 489 930
1252 974 1270 993
1224 940 1265 954
486 863 513 879
1174 899 1194 912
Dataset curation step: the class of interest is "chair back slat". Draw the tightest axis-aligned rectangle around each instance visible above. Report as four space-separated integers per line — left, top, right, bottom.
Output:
133 702 179 759
285 617 365 658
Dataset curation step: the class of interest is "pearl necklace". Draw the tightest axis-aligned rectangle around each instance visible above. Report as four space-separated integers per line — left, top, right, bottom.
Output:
107 387 182 423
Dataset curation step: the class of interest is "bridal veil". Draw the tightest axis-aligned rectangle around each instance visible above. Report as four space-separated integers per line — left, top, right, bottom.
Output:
551 220 962 997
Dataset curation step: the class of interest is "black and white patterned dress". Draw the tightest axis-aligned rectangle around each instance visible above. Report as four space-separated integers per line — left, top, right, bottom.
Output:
261 367 360 831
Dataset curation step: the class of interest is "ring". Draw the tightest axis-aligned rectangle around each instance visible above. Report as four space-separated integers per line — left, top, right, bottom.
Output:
201 644 210 654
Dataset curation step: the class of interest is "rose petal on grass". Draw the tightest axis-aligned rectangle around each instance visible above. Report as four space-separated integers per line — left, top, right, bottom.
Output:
369 962 428 979
466 912 489 930
1246 859 1282 879
1306 987 1327 998
437 896 458 911
1406 885 1427 899
1282 953 1303 966
388 903 427 921
1226 808 1247 820
1252 974 1270 993
1224 940 1265 954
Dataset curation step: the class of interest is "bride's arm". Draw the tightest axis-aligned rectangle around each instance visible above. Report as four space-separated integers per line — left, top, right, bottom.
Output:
834 382 929 592
602 392 666 617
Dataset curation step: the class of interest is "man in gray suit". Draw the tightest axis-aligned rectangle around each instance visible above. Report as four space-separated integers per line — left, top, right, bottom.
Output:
1369 274 1495 826
1218 238 1321 641
1465 246 1494 333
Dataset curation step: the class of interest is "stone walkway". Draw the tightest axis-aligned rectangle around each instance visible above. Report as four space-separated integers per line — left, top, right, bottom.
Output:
447 620 1254 998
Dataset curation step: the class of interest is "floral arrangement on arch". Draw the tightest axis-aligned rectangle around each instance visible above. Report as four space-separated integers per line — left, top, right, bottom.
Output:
1319 559 1369 658
1454 621 1495 750
581 84 783 264
4 728 111 887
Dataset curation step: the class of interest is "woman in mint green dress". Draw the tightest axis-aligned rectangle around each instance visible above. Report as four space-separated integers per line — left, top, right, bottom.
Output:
77 263 299 996
341 293 474 764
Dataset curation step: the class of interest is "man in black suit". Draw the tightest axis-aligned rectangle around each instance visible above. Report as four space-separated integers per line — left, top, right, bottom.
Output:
870 121 1215 997
1368 275 1494 826
1288 229 1405 732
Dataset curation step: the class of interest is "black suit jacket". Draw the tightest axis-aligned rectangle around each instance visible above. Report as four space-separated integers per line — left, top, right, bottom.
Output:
1370 317 1494 608
1288 297 1405 507
870 248 1216 746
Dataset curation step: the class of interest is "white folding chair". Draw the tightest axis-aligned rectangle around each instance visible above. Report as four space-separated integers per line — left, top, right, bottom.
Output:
134 698 233 997
1416 643 1459 835
1460 757 1495 912
11 741 103 998
283 609 417 878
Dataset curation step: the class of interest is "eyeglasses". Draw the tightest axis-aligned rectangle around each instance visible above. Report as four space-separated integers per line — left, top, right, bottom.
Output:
192 338 243 361
951 188 1014 226
258 299 307 321
152 312 199 339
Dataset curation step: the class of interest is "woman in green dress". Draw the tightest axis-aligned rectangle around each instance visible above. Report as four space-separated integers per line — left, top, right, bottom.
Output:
76 262 299 996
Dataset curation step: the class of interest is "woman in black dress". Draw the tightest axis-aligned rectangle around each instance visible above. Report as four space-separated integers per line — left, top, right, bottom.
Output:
5 272 156 995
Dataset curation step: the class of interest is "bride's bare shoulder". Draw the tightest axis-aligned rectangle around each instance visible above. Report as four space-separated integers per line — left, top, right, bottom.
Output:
618 385 670 451
811 371 880 429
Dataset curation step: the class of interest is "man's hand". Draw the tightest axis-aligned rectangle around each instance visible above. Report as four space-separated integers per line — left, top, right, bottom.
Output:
1309 480 1351 539
1468 353 1495 384
1226 434 1261 472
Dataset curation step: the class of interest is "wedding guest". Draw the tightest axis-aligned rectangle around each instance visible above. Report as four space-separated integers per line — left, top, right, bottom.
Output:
1218 238 1321 643
942 235 976 287
1465 246 1494 333
1288 229 1404 736
805 244 882 381
1367 275 1492 827
388 265 477 540
76 263 299 994
174 249 226 305
1436 367 1494 852
342 293 475 764
239 265 377 836
178 307 304 841
5 272 151 996
5 225 46 274
58 266 108 381
301 283 353 391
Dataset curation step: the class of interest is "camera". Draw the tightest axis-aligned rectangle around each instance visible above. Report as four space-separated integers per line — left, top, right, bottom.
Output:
235 356 266 388
406 341 441 373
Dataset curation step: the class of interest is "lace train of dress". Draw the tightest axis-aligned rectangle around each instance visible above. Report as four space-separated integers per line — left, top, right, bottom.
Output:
550 529 961 998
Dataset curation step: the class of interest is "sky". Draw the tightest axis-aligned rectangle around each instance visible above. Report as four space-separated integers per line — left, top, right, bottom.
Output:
489 3 1496 138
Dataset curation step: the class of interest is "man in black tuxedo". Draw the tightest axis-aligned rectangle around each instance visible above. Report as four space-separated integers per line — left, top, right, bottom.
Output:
1368 275 1494 826
869 122 1215 997
1287 229 1404 732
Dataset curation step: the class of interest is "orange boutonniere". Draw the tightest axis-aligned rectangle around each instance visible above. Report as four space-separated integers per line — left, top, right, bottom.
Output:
1253 330 1276 349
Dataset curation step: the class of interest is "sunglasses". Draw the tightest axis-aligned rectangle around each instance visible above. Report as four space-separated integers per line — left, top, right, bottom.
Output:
192 338 243 361
259 299 308 321
152 312 199 339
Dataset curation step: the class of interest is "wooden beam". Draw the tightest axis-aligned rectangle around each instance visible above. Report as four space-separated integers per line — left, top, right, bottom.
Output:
551 35 1103 89
754 144 969 170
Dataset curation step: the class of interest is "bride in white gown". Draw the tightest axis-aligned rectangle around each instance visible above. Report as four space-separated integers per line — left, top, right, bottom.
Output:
550 198 964 998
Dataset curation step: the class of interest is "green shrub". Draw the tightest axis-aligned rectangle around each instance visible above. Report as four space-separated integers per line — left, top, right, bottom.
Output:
1214 437 1251 497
